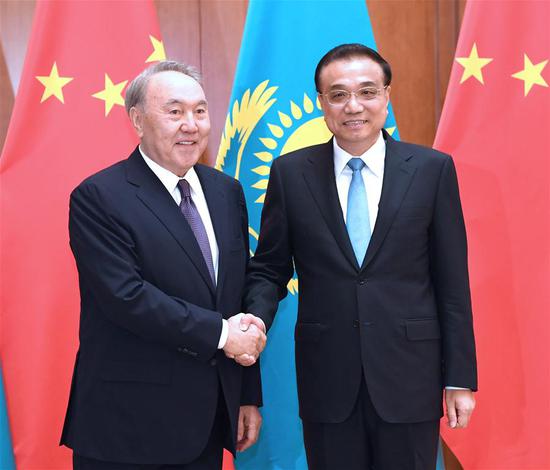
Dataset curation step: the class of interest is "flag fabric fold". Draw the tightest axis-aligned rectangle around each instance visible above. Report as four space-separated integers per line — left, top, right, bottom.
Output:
435 1 550 468
0 1 164 468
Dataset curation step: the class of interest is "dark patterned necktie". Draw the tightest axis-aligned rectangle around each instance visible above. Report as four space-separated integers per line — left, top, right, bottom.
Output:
177 179 216 285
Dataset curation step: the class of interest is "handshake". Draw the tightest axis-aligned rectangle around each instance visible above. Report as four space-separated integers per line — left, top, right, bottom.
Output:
223 313 267 367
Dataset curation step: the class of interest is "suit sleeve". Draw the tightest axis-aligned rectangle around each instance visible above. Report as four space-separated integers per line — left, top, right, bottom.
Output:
235 182 263 406
69 181 222 362
244 159 295 331
430 156 478 390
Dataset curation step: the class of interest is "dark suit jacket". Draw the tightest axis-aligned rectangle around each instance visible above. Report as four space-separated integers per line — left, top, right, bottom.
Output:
244 131 476 425
60 147 261 465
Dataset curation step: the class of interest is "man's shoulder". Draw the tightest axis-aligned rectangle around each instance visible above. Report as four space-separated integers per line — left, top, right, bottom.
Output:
71 151 135 201
391 138 451 163
274 140 332 169
78 159 127 187
195 163 242 190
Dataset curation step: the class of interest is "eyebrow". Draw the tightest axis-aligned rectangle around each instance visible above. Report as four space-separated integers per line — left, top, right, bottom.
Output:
328 81 379 90
164 99 208 106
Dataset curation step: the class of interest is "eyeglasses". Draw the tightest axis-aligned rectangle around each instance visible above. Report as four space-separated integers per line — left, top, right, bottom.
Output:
319 86 388 106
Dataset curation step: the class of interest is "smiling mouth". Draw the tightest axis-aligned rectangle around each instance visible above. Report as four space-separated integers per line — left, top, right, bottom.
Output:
176 141 196 145
343 120 367 127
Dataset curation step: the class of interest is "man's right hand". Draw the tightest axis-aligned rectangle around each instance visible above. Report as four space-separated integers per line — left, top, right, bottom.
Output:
223 314 266 366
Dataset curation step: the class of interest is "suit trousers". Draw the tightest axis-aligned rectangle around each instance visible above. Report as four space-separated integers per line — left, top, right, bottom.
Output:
73 383 229 470
302 377 440 470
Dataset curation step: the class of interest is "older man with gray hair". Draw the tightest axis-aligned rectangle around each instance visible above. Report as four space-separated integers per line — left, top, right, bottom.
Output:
60 61 265 470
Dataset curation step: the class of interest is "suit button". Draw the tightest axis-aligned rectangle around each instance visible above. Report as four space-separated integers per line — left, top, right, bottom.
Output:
210 359 217 366
177 347 184 353
353 320 360 328
358 279 366 285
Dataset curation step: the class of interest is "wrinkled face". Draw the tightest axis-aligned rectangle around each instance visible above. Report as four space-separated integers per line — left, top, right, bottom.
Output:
130 71 210 176
318 57 390 155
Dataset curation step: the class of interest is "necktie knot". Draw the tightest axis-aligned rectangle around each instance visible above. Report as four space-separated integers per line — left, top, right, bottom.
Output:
177 179 191 199
347 158 365 172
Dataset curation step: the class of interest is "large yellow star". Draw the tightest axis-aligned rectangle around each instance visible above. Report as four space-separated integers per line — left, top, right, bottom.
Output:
92 74 128 116
512 54 548 96
35 62 74 103
455 43 493 84
146 35 166 63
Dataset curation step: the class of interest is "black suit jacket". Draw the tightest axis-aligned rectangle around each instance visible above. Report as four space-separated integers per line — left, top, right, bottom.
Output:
244 131 476 425
61 148 261 464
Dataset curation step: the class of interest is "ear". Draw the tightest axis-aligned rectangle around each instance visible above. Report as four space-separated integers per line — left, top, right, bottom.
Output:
129 106 144 138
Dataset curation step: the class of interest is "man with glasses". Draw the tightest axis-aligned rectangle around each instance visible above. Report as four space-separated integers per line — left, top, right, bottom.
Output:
243 44 477 469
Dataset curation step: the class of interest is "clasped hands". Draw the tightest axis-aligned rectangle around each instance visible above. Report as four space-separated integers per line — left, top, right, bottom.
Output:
223 313 266 366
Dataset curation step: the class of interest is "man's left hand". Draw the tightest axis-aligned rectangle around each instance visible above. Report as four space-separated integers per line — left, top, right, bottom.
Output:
236 405 262 452
445 389 475 429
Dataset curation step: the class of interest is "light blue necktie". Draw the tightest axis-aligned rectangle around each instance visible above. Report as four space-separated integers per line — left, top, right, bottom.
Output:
346 158 371 265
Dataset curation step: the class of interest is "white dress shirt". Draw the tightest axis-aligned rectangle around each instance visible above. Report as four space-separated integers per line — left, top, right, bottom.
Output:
139 148 229 348
333 131 385 231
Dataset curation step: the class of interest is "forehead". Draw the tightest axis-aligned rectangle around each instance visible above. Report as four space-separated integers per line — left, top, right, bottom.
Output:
319 57 385 89
145 71 206 104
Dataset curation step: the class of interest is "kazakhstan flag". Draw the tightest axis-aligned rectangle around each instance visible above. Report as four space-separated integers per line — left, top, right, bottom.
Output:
216 1 445 470
0 366 14 470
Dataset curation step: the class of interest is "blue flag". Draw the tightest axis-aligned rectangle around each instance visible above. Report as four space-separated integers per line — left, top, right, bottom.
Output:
0 366 15 470
216 1 444 469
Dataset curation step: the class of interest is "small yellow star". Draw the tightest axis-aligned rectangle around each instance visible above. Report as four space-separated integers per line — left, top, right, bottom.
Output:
456 43 493 84
512 54 548 96
92 74 128 116
35 62 74 103
146 35 166 63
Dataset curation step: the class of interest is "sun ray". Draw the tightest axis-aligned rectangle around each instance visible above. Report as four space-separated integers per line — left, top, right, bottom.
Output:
303 93 314 113
252 165 271 176
252 179 269 190
268 123 284 138
278 111 292 128
290 101 302 119
254 151 273 162
259 137 277 150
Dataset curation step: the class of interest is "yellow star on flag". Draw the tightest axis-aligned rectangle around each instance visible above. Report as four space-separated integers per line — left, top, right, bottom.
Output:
455 43 493 84
35 62 74 103
512 54 548 96
146 35 166 63
92 74 128 116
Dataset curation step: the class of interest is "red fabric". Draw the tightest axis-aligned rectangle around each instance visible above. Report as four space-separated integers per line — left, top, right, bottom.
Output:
434 1 549 468
0 2 229 469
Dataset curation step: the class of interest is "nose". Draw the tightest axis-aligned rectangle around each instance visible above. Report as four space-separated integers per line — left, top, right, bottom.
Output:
345 93 364 113
180 111 198 132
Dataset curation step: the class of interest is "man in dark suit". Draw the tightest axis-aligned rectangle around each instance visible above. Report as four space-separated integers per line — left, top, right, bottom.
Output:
61 61 266 469
243 44 477 469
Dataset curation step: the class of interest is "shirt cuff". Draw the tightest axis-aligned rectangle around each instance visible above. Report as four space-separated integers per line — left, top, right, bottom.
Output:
445 386 470 390
218 319 229 349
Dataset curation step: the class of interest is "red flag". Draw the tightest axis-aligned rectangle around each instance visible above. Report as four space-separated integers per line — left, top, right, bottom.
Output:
434 1 549 468
0 1 168 468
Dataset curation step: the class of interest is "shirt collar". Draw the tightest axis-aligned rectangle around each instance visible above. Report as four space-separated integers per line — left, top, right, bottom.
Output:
333 131 386 178
139 146 200 195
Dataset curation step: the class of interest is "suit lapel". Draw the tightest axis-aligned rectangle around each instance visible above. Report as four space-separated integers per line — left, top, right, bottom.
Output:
195 165 230 306
361 133 416 270
125 150 216 295
302 140 359 269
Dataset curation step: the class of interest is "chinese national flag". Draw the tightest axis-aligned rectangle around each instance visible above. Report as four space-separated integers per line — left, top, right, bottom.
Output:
434 1 549 468
0 1 168 468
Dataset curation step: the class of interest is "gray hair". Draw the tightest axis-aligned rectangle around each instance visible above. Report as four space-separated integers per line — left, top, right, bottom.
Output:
125 60 202 114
